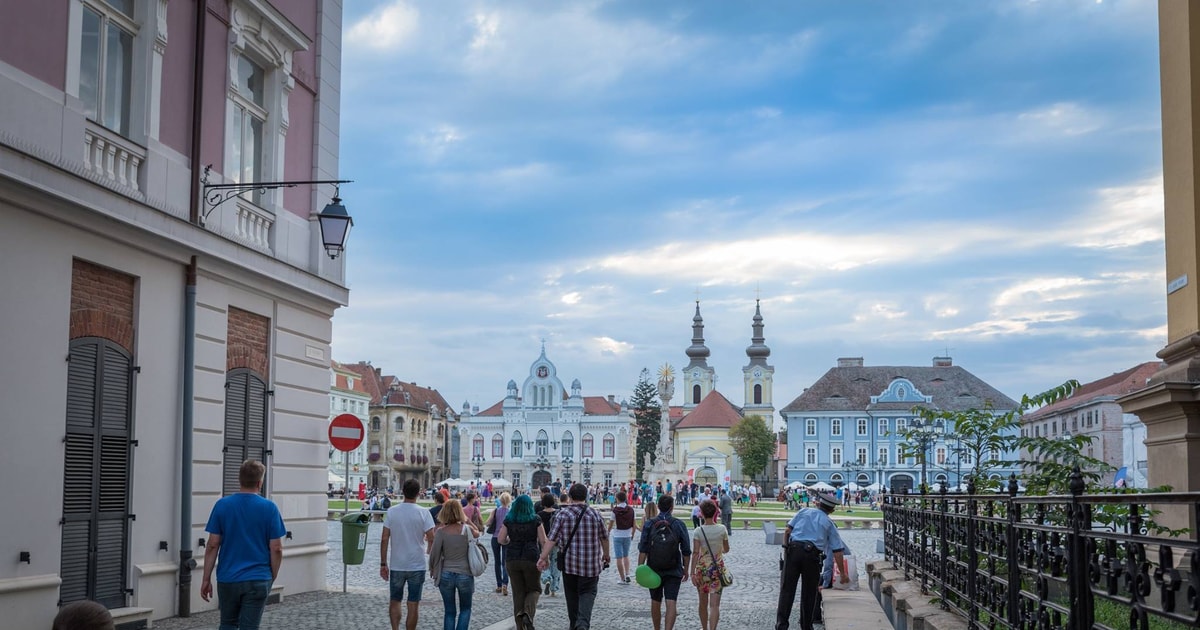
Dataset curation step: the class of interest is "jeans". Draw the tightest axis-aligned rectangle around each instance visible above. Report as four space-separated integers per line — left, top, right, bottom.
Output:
541 549 562 593
438 571 474 630
563 573 599 630
217 579 272 630
491 536 508 586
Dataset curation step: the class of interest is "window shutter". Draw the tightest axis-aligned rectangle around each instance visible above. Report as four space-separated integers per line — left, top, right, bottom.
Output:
61 339 131 608
223 369 268 495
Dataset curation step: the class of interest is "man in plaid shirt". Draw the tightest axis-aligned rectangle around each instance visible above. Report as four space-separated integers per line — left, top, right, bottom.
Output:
538 483 611 630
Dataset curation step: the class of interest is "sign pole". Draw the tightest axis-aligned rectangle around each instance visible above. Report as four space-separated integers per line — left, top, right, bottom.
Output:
344 450 350 593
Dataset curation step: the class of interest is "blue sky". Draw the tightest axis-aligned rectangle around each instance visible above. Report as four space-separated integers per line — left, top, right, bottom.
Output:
333 0 1165 421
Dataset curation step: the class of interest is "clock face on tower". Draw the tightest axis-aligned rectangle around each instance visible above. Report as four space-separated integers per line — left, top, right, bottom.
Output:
754 369 762 377
692 371 699 379
537 366 548 378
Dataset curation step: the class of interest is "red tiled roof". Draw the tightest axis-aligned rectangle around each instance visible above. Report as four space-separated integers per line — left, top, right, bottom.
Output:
331 361 371 396
674 390 743 430
476 400 505 416
668 406 684 421
342 362 386 404
1024 361 1162 420
775 442 787 459
339 362 452 415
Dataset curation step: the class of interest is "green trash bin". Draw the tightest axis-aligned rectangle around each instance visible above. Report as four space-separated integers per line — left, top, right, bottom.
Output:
341 512 370 565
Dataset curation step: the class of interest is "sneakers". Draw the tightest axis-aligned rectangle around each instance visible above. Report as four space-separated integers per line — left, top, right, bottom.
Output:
625 576 632 583
544 582 551 595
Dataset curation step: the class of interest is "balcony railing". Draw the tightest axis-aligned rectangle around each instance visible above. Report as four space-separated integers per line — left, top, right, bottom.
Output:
83 122 144 193
882 473 1200 630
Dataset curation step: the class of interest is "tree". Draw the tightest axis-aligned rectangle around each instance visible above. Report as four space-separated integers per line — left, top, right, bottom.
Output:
630 368 661 481
730 414 776 484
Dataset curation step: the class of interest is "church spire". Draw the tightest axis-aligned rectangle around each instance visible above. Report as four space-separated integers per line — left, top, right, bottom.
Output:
685 300 711 367
745 299 771 367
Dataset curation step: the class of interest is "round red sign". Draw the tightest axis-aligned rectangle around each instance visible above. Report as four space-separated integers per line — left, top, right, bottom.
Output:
328 413 365 452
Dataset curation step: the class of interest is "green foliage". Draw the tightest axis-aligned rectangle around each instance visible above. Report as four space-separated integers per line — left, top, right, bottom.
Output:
729 414 776 483
631 368 661 481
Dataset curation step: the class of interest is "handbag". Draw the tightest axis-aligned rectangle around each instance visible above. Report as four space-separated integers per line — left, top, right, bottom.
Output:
699 526 733 587
465 526 489 577
557 506 585 573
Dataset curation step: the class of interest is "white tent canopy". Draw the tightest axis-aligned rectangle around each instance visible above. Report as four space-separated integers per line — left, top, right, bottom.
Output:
846 482 860 491
328 470 345 484
436 478 472 489
863 483 884 492
809 481 836 491
488 478 513 489
784 481 808 490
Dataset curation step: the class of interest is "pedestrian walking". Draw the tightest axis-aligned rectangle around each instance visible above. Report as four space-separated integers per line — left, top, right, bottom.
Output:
200 459 285 630
537 483 610 630
497 495 548 630
538 493 562 597
637 494 691 630
428 500 480 630
774 492 848 630
486 492 512 596
609 491 636 585
749 482 759 507
718 487 733 535
691 500 730 630
380 479 436 630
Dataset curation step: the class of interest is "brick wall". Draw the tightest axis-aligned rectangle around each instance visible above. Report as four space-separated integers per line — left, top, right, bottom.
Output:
227 307 270 377
69 259 135 352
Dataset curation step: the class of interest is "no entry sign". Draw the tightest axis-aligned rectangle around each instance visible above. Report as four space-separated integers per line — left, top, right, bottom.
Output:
329 413 365 452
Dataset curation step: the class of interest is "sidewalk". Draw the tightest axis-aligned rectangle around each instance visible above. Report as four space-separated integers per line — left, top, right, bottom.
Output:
823 586 893 628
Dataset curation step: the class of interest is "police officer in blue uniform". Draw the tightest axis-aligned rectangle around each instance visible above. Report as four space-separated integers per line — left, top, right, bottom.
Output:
775 491 848 630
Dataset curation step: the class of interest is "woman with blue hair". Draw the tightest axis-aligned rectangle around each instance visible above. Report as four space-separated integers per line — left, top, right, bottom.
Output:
497 494 548 630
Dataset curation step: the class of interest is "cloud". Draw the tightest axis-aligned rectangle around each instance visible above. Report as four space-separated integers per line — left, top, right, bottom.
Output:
347 2 419 50
561 292 582 305
592 337 633 356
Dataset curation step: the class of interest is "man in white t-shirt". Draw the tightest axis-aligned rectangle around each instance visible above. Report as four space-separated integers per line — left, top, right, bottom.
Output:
749 482 759 507
380 479 435 630
609 490 637 584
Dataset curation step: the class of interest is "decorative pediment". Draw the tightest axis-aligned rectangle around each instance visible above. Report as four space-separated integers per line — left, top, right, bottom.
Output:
871 378 932 404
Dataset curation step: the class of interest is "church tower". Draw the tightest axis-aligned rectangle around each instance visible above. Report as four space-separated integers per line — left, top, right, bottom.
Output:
683 301 716 410
742 300 775 422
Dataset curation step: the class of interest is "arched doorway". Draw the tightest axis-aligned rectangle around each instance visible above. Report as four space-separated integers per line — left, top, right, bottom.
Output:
695 466 718 487
890 474 914 494
532 470 551 489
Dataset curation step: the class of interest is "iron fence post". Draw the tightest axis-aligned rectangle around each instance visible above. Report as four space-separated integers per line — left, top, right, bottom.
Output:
1006 473 1020 626
966 478 978 629
939 484 950 610
1066 467 1092 630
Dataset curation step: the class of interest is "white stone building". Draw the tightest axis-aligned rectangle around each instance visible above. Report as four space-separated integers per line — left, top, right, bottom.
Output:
459 347 636 490
328 361 372 492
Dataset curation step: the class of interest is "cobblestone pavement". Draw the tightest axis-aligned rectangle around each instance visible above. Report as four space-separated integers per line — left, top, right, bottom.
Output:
154 520 884 629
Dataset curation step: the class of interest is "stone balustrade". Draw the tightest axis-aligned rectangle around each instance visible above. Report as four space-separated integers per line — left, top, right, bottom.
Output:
83 123 144 193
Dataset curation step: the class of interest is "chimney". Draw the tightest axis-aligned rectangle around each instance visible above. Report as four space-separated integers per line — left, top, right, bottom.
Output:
837 357 864 368
608 394 616 404
933 356 953 367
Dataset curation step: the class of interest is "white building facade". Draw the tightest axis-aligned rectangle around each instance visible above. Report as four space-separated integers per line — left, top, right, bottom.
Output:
328 362 372 492
459 348 636 491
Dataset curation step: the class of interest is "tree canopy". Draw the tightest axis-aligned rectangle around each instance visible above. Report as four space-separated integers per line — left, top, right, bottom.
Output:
630 368 661 481
730 414 776 484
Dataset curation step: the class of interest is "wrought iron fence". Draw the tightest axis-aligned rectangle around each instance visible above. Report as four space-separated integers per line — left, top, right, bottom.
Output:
881 470 1200 630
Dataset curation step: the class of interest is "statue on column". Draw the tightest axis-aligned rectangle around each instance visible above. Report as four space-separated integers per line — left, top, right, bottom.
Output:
656 364 675 464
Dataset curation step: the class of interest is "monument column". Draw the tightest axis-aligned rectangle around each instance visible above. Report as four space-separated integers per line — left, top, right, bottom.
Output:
1121 1 1200 514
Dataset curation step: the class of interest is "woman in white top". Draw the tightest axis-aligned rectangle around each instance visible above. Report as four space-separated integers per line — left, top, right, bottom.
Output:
691 499 730 630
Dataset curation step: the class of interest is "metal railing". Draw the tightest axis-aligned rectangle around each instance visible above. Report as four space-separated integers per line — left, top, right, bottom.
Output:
882 471 1200 629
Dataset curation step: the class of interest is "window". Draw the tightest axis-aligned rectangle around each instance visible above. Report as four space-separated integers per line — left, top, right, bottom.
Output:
878 418 888 436
806 419 816 436
228 55 266 202
895 418 908 433
473 436 484 457
753 383 763 405
831 419 841 436
831 447 842 466
536 430 548 456
856 447 867 465
561 431 574 458
805 473 818 482
582 434 594 458
693 384 701 404
806 446 817 466
603 434 615 458
857 418 868 436
878 447 889 466
223 369 269 496
511 431 523 458
491 434 503 458
393 418 402 431
604 472 613 486
79 1 135 136
936 447 946 465
512 472 521 488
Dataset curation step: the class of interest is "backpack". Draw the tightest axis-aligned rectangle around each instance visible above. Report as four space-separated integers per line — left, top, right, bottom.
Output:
613 505 636 531
646 517 681 572
381 496 391 510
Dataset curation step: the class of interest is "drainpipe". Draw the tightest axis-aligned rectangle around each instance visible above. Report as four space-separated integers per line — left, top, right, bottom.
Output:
187 0 207 226
179 257 198 617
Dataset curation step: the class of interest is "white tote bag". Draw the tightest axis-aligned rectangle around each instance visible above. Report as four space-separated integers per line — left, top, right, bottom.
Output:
465 527 488 577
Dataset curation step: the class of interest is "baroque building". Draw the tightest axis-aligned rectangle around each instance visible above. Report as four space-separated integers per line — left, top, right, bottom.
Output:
781 356 1019 493
458 347 635 490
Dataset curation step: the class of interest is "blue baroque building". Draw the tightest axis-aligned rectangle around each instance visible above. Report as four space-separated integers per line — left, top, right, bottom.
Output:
781 356 1019 493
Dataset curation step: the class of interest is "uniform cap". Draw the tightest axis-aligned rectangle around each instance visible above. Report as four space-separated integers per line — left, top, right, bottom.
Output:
816 492 838 509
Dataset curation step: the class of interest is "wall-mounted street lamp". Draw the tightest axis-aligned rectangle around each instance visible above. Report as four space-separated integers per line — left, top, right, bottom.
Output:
200 166 354 259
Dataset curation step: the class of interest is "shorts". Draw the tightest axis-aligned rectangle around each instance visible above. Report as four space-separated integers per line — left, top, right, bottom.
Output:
389 569 425 602
649 574 682 602
612 536 632 559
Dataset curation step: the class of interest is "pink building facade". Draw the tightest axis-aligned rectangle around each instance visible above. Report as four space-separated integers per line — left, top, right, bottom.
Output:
0 0 347 626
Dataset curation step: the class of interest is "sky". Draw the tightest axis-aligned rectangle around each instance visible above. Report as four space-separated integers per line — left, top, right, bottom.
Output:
332 0 1166 423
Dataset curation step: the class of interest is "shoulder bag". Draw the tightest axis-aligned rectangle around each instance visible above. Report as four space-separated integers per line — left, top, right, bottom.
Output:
556 506 585 573
699 526 733 587
465 526 489 577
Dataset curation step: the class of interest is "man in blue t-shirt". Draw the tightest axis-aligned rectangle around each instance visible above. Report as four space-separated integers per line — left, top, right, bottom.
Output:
637 494 691 630
201 459 286 630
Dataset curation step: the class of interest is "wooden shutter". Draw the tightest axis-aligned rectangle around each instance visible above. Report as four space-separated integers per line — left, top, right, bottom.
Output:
61 339 132 608
223 369 268 495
